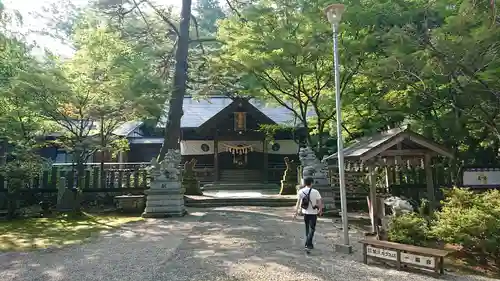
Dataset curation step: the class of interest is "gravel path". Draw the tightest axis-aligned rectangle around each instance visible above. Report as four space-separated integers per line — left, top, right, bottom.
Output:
0 207 496 281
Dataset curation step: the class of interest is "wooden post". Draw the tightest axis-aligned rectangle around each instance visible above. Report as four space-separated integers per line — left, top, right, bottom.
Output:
42 170 49 189
84 170 91 190
396 249 402 270
395 143 403 185
214 138 219 182
439 256 444 274
118 170 124 189
118 151 124 169
51 166 58 189
362 243 368 264
133 170 139 189
368 163 377 233
384 158 394 191
110 171 115 189
141 169 148 188
92 167 99 189
424 154 435 211
125 171 131 189
262 140 268 183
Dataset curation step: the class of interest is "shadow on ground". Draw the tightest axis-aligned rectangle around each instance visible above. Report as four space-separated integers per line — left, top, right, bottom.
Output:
0 214 141 251
0 208 496 281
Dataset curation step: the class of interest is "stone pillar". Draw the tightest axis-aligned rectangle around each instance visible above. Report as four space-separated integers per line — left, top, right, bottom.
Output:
142 149 186 218
299 147 338 215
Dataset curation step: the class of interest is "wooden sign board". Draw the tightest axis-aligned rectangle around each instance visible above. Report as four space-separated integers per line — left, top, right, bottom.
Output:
367 245 435 269
366 246 397 261
401 252 435 268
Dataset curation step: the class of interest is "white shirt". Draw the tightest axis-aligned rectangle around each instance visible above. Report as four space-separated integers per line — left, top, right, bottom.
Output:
297 186 322 215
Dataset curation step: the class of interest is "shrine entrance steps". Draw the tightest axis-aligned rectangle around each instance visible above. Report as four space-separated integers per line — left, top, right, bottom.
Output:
201 182 279 191
219 169 262 183
184 189 296 208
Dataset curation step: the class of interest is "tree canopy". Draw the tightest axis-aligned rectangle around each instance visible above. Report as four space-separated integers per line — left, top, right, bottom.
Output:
0 0 499 170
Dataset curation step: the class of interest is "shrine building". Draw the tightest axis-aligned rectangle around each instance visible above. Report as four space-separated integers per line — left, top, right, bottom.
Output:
121 96 307 183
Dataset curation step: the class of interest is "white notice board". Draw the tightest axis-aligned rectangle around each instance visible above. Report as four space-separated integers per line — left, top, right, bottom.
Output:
463 169 500 187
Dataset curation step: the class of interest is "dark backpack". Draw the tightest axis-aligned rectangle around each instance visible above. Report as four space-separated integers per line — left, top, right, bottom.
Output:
301 188 313 209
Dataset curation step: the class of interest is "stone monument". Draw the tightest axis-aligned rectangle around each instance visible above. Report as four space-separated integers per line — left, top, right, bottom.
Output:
384 196 414 216
298 147 337 215
142 149 186 218
56 177 78 213
182 158 203 195
280 157 298 195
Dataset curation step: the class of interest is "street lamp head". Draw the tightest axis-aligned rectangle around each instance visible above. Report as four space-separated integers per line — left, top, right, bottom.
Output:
325 4 345 25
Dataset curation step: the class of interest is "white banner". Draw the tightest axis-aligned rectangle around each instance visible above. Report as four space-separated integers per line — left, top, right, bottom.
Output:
181 140 214 155
463 169 500 186
180 140 299 155
218 141 264 153
268 140 299 155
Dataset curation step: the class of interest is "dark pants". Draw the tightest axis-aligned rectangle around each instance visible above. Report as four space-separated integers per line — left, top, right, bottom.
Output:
304 214 317 248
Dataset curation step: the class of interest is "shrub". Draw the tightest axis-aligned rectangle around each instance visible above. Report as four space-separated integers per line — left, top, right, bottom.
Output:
430 188 500 263
388 212 430 246
0 151 44 219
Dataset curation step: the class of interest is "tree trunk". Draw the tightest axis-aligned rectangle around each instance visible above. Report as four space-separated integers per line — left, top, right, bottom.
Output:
157 0 192 162
100 115 106 189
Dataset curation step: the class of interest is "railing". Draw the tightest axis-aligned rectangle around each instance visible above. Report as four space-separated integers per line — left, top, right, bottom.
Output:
192 164 215 183
0 165 150 192
268 162 289 184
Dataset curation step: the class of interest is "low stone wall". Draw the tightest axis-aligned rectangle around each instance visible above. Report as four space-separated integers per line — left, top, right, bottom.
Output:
115 195 146 213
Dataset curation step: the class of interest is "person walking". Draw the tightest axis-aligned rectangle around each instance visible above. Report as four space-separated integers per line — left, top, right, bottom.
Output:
293 177 323 251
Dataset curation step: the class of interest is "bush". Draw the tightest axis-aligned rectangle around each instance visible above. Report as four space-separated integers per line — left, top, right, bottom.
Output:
430 188 500 263
388 212 430 246
0 151 44 219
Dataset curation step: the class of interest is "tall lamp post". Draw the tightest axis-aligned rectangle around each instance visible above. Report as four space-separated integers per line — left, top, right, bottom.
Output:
325 3 352 254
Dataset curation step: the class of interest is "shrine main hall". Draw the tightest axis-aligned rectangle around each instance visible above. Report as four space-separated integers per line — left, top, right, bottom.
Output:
118 96 307 184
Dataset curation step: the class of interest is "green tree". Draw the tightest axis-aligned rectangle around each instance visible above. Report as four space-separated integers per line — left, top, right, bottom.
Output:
15 13 165 190
211 0 395 155
193 0 226 35
364 0 500 168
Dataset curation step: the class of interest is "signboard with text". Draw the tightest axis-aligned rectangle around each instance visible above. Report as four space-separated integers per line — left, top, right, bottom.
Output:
366 245 436 269
463 168 500 187
366 246 397 261
401 252 435 268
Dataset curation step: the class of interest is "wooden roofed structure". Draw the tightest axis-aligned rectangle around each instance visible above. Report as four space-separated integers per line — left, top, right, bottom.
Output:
323 126 454 232
323 126 454 162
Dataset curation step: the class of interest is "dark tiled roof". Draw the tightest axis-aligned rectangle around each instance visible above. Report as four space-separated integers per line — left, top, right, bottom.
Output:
323 126 454 161
113 121 144 136
159 96 312 128
324 127 405 160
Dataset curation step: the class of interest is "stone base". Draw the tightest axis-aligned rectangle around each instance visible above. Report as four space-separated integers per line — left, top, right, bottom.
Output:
142 180 186 218
322 208 340 217
279 181 296 195
314 183 335 209
142 209 187 218
115 195 145 213
334 243 353 254
183 180 203 196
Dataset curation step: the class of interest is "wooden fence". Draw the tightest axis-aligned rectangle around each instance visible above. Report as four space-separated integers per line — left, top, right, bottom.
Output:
326 164 455 211
0 163 150 193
